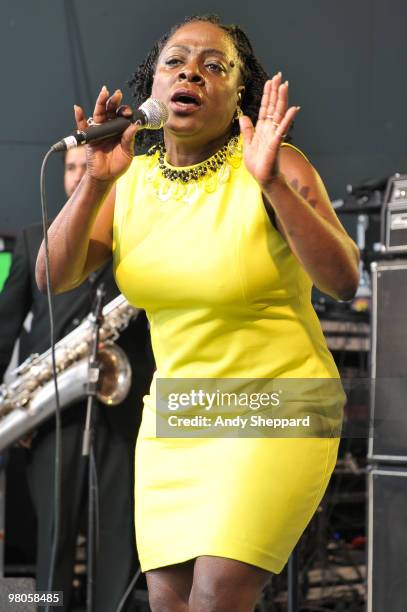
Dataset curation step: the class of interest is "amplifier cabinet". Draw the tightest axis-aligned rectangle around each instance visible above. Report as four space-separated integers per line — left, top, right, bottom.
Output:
369 261 407 462
386 204 407 252
383 174 407 253
368 467 407 612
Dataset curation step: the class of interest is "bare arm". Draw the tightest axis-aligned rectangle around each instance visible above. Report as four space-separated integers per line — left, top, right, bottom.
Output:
240 74 359 301
36 178 115 293
35 86 139 294
264 145 359 301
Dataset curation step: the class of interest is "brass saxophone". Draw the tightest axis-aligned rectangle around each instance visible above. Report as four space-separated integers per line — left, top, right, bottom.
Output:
0 294 138 451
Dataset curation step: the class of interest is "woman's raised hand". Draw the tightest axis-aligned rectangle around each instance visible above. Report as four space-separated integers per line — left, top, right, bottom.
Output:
239 73 300 189
74 86 140 184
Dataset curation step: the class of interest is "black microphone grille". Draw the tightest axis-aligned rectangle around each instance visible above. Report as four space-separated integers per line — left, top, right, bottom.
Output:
139 98 169 130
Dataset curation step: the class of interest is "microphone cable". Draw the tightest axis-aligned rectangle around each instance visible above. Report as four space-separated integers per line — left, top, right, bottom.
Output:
115 567 142 612
40 147 63 612
40 147 105 612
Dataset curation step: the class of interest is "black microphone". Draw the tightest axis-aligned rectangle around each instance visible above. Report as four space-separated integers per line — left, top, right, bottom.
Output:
51 98 168 152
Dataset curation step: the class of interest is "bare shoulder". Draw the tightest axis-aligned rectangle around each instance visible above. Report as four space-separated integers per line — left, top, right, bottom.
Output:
278 143 342 225
279 144 322 205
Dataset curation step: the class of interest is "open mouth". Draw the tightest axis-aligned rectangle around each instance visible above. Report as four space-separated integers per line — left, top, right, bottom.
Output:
171 90 202 108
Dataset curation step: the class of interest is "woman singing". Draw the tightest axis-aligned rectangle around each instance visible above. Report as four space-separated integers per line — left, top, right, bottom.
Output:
36 14 359 612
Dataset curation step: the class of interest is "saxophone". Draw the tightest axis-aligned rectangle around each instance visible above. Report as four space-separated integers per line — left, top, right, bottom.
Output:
0 294 138 452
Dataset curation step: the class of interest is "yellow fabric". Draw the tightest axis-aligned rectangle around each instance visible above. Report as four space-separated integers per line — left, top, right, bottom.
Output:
113 141 344 573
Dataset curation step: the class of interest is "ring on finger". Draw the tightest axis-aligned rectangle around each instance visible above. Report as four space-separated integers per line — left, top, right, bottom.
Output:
276 129 288 139
87 117 103 126
266 116 281 130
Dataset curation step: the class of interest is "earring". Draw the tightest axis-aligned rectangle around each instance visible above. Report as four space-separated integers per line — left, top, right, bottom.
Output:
234 106 243 121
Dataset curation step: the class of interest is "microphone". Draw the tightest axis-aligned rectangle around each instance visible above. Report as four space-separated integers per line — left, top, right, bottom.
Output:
52 98 169 152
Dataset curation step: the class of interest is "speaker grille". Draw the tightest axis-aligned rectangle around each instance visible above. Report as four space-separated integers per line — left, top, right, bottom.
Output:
370 261 407 461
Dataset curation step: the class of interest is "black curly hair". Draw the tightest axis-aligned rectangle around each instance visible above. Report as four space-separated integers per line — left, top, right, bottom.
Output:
128 14 272 150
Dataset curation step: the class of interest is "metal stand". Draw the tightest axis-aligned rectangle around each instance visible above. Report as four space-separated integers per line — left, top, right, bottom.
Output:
0 453 6 577
356 213 372 298
82 285 105 612
287 545 299 612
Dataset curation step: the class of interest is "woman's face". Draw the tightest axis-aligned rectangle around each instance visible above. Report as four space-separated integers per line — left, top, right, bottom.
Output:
152 21 244 145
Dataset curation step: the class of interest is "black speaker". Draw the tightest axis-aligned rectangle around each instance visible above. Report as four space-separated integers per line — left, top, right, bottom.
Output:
0 578 36 611
369 260 407 462
368 468 407 611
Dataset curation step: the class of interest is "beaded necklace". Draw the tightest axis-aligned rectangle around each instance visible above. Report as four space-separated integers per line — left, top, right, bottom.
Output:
145 136 243 204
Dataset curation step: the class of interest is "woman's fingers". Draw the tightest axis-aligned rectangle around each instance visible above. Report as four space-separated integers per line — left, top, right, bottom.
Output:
74 87 119 132
77 85 125 133
275 105 301 139
258 74 281 122
74 104 88 131
121 123 141 158
258 79 273 121
116 104 134 119
272 81 288 125
265 79 299 140
269 73 281 119
92 85 110 123
106 89 123 120
250 73 300 144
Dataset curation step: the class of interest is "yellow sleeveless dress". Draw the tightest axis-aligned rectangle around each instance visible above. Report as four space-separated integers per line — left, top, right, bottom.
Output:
113 140 344 573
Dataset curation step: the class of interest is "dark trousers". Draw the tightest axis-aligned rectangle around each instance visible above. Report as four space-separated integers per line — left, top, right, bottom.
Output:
26 405 138 611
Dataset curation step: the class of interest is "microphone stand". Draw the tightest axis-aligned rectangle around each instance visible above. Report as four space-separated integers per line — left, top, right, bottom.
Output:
0 451 7 577
82 284 105 612
287 544 299 612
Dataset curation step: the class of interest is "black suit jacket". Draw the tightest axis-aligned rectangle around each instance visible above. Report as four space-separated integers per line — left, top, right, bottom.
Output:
0 224 154 440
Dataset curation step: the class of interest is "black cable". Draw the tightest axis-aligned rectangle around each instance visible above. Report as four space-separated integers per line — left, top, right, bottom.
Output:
63 7 106 607
40 151 105 612
115 568 142 612
40 148 63 612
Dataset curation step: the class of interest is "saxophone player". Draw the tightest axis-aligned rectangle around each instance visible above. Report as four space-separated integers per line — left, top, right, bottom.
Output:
0 147 154 611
